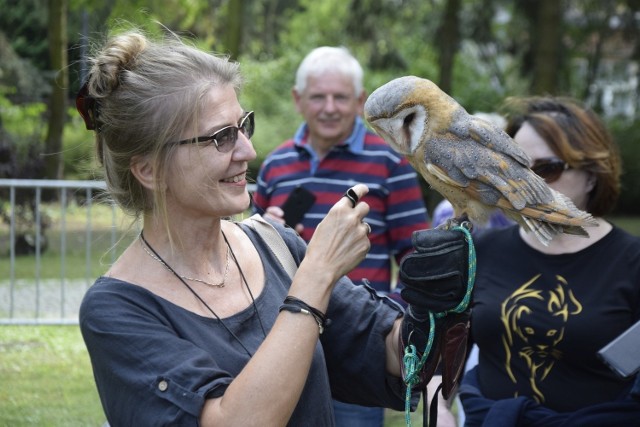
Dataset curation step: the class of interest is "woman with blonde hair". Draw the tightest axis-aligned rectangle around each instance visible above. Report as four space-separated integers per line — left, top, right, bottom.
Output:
77 28 467 426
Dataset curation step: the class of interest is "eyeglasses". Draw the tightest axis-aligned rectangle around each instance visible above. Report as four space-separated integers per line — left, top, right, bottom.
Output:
174 111 255 153
531 157 570 183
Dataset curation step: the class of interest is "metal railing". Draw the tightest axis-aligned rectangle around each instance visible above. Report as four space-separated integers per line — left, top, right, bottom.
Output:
0 179 116 324
0 179 258 325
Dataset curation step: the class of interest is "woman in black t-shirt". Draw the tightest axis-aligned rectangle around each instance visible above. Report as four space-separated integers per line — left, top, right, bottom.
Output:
459 97 640 426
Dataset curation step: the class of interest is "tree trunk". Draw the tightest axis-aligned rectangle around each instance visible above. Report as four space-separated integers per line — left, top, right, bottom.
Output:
531 0 562 95
225 0 243 60
45 0 68 180
437 0 462 94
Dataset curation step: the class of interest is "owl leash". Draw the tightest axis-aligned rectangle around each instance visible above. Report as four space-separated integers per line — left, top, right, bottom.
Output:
398 224 476 427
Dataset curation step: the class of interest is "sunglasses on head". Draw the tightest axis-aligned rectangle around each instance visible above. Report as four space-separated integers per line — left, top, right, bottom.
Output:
174 111 255 153
531 157 570 183
76 81 99 130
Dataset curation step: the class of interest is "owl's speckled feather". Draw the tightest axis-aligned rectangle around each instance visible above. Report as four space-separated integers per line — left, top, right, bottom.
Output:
364 76 598 245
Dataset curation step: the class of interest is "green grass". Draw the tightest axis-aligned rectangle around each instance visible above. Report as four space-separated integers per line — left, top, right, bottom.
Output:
0 325 104 427
385 401 440 426
0 325 425 427
1 202 137 280
608 215 640 236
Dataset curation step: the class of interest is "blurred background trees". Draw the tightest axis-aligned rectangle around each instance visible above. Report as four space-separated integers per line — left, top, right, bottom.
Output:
1 0 639 214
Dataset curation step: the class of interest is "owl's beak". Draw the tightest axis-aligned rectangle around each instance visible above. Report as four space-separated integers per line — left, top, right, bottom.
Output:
369 120 408 155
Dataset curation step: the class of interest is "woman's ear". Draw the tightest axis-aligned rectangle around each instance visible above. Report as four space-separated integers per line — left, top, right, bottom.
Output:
130 155 158 191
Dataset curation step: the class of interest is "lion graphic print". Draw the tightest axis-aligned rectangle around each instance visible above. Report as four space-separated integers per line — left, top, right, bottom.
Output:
499 274 583 403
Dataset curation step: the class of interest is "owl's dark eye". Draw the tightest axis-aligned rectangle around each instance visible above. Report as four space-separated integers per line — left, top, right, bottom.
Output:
401 112 415 143
403 113 415 128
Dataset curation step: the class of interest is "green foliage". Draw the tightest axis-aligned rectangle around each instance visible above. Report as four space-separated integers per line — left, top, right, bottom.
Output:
63 107 100 180
0 90 46 137
240 56 301 172
0 0 49 70
609 118 640 215
2 0 640 212
0 88 46 160
278 0 351 53
610 216 640 236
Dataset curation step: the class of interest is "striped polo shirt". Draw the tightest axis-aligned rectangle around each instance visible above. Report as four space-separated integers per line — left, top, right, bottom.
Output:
252 117 430 293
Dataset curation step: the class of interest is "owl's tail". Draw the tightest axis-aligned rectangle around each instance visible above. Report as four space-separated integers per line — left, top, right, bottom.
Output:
514 190 598 246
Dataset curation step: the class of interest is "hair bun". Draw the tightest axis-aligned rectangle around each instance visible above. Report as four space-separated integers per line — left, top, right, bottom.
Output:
90 32 148 98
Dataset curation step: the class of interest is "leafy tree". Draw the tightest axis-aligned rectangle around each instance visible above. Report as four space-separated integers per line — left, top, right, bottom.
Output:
2 0 639 214
0 92 50 254
0 0 50 70
0 0 50 101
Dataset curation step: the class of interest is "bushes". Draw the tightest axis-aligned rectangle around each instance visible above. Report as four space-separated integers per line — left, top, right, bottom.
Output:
609 118 640 215
2 65 639 217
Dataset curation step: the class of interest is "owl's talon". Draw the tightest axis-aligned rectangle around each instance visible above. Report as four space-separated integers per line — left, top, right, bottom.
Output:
460 221 473 232
435 218 458 231
438 215 473 232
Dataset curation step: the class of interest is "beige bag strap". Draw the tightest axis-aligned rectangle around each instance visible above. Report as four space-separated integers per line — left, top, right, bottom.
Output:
242 214 297 279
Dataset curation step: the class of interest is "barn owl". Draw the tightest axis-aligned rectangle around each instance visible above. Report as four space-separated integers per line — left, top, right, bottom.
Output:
363 76 597 246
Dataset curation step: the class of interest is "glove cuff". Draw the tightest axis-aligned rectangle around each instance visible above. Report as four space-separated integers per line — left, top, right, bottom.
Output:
399 309 443 390
399 306 472 397
439 310 471 399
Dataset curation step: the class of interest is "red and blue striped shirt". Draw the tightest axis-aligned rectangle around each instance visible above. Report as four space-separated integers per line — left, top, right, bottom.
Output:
252 117 429 293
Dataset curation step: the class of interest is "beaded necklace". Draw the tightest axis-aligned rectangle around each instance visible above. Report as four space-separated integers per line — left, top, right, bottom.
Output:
139 230 266 356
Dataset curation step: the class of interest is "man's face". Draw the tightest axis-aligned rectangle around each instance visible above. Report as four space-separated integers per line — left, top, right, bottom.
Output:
293 71 365 149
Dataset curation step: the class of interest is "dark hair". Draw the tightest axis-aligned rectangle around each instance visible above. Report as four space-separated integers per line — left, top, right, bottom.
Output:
502 97 621 216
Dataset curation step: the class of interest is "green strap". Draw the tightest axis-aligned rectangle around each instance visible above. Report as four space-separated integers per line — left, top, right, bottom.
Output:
402 225 476 426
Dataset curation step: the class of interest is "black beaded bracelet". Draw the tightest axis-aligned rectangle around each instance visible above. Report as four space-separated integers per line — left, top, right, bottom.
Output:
279 296 330 334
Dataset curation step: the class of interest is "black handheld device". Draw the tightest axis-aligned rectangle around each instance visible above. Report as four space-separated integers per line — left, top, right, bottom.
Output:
281 186 316 228
597 319 640 378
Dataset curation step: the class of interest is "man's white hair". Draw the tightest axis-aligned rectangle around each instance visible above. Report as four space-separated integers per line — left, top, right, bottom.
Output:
294 46 364 96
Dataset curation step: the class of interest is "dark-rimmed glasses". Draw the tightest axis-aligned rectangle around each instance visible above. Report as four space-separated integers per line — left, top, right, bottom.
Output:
531 157 570 183
174 111 255 153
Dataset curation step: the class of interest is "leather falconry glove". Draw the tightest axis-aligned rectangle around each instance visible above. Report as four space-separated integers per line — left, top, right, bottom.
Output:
398 228 472 399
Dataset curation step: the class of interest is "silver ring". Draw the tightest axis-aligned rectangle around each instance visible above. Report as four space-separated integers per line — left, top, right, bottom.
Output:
363 222 371 235
343 188 359 208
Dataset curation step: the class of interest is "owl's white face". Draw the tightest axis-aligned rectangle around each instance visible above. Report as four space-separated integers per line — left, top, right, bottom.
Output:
368 104 427 156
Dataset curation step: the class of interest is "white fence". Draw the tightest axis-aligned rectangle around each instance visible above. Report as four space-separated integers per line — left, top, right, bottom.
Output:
0 179 257 325
0 179 113 324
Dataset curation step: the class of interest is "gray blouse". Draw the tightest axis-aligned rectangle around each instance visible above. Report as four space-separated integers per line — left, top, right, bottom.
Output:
80 220 407 426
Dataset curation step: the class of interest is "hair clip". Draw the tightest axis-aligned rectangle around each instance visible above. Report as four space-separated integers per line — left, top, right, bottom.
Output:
76 81 99 131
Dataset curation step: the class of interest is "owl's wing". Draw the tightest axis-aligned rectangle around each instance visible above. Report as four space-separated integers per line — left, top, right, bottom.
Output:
425 113 554 211
466 117 530 166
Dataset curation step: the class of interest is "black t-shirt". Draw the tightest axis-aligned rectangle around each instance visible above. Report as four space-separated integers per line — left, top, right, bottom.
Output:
471 225 640 412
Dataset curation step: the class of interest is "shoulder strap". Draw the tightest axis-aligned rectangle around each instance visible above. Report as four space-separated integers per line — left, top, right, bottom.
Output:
242 214 297 279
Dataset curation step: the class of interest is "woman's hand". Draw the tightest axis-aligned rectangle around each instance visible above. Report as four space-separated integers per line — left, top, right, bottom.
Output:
303 184 371 284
